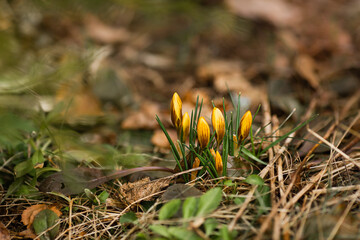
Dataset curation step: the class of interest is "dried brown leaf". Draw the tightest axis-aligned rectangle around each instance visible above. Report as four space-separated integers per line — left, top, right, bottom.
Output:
121 101 160 130
19 229 37 239
197 60 242 82
226 0 301 27
151 128 177 149
85 15 131 43
0 222 10 240
160 184 202 201
295 54 320 89
119 177 170 203
21 204 48 228
56 78 104 124
21 204 62 229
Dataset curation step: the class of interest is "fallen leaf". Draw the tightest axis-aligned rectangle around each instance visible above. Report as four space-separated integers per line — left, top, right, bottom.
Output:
151 128 177 149
213 72 248 93
121 101 160 130
84 15 131 44
119 177 170 203
161 184 202 201
56 77 104 124
0 222 10 240
22 204 62 229
39 166 174 195
32 209 60 240
19 229 37 239
295 54 320 89
197 60 242 82
197 60 263 107
121 47 174 69
226 0 301 27
22 204 48 228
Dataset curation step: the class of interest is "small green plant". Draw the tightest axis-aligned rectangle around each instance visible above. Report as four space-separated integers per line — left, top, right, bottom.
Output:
149 188 237 239
156 92 254 182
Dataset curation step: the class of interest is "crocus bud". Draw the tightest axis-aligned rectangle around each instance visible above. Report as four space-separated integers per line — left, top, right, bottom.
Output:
238 110 252 142
211 107 225 144
215 150 223 176
170 92 182 130
181 112 190 142
210 148 216 159
233 134 238 149
191 157 200 181
197 117 210 149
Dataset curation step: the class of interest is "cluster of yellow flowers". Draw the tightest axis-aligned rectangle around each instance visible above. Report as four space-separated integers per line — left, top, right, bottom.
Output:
170 92 252 180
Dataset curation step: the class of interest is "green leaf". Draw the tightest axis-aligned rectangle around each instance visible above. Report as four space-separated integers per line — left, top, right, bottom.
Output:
0 113 34 148
32 209 60 240
220 225 232 240
31 150 45 165
196 188 222 217
3 177 24 201
35 167 60 178
149 225 172 238
135 232 148 240
244 175 264 185
241 148 267 165
84 189 97 203
168 227 202 240
182 197 198 219
258 185 271 207
204 218 218 236
223 180 235 187
159 199 181 220
98 190 109 204
233 197 245 205
120 211 137 223
256 185 271 214
14 159 33 178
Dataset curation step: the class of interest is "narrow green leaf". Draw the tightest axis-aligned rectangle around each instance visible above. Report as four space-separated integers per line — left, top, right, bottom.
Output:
159 199 181 220
260 114 318 155
241 147 267 165
182 197 198 219
196 188 222 217
244 175 264 185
